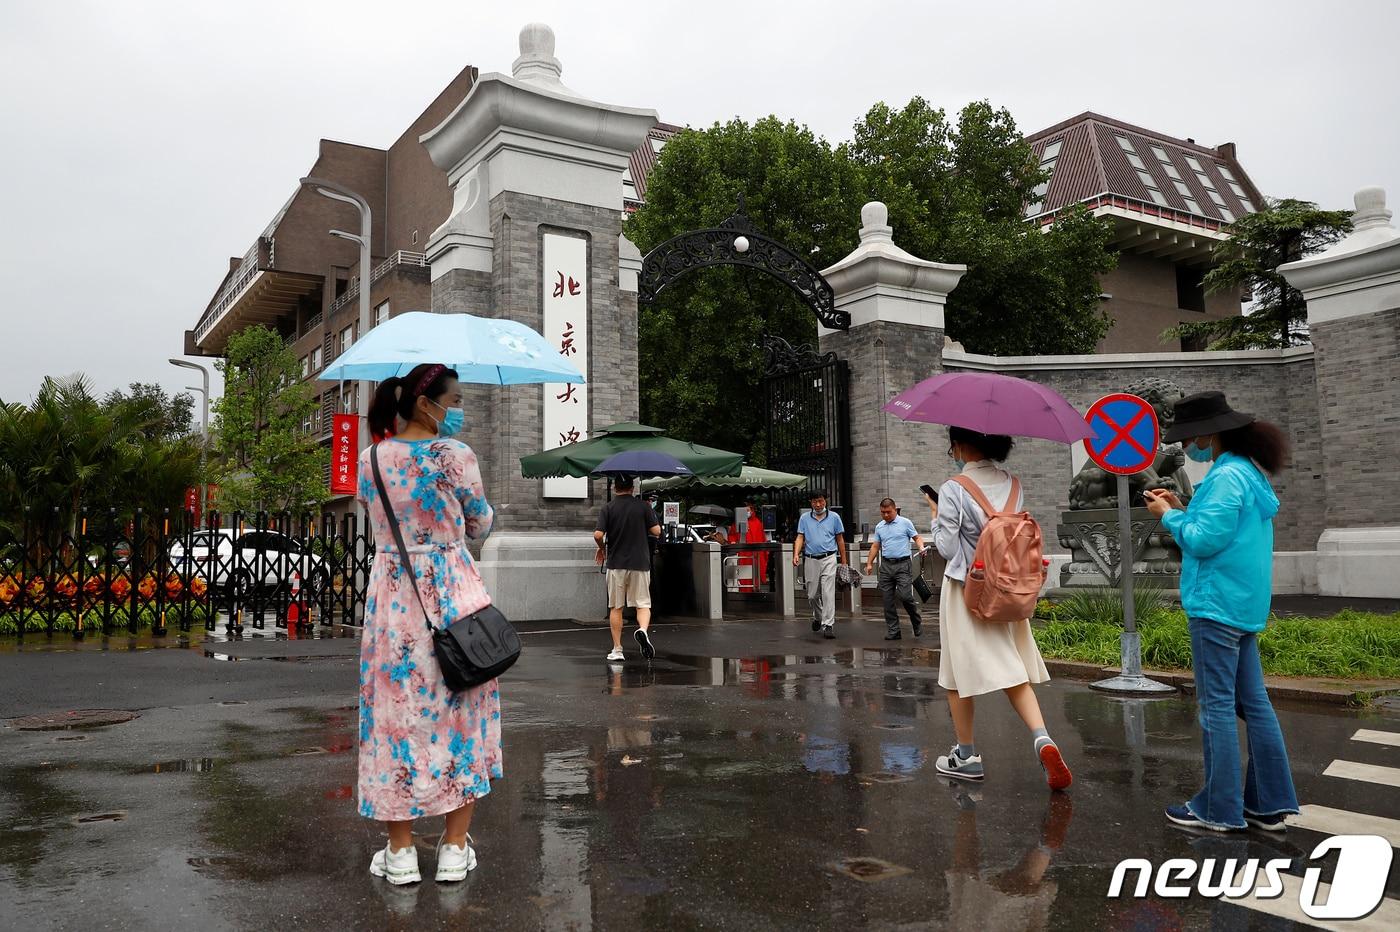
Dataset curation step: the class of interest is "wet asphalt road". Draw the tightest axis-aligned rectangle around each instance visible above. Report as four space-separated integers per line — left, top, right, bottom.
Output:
2 618 1399 931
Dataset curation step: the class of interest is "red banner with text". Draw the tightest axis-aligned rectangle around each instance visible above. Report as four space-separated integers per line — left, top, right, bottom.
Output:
331 415 359 496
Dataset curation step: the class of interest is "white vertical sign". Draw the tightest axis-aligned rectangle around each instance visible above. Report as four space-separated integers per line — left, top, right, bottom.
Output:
542 234 588 498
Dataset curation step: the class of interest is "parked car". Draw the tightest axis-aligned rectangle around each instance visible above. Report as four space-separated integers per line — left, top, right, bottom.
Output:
167 529 330 599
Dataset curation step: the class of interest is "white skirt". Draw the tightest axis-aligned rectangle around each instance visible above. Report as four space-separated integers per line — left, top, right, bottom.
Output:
938 578 1050 698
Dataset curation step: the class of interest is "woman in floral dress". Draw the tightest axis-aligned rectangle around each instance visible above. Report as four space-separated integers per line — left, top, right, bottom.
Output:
356 362 502 885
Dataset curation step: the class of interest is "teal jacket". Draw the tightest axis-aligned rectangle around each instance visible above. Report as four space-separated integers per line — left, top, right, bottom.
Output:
1160 452 1279 633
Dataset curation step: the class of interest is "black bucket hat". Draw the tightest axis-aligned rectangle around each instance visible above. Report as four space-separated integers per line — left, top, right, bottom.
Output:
1163 391 1255 443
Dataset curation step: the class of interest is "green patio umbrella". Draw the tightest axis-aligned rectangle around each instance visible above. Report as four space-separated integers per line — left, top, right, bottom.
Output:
639 465 809 492
519 422 745 479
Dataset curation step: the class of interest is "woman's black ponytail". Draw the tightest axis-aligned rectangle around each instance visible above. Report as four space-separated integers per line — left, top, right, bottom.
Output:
366 363 460 441
368 377 406 441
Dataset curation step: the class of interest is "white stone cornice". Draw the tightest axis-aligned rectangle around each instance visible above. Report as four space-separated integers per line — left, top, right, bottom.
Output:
1280 186 1400 325
819 202 966 332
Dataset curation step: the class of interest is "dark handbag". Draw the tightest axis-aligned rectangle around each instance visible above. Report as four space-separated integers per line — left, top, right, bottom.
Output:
913 574 934 603
371 445 520 692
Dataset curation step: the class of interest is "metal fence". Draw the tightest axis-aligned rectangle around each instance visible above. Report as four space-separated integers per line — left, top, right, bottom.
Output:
0 508 373 640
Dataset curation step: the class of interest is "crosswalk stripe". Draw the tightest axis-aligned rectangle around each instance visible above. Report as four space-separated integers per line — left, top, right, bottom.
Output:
1289 804 1400 848
1352 728 1400 749
1323 759 1400 788
1224 871 1400 931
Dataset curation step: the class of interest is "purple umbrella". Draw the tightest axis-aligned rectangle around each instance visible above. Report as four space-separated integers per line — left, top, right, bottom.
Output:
882 372 1092 444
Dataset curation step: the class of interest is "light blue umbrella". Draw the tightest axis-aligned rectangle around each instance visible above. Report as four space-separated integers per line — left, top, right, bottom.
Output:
320 311 585 385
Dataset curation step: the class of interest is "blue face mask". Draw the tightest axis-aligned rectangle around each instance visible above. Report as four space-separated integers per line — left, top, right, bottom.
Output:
431 400 464 437
1185 440 1213 463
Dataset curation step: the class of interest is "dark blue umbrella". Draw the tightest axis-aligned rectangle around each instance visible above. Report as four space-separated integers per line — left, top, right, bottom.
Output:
590 451 695 479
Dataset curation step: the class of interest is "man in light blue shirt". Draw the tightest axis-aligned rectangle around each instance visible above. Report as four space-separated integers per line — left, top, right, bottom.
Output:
864 497 926 639
792 490 847 638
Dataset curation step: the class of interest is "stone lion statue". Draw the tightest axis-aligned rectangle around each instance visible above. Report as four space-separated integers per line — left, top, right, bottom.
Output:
1068 376 1196 510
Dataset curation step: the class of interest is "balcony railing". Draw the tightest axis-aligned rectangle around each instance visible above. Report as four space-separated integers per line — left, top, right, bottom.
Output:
195 237 274 343
329 251 428 314
1029 195 1230 235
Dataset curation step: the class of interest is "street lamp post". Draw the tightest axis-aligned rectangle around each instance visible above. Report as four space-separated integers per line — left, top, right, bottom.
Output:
300 176 372 524
169 358 210 524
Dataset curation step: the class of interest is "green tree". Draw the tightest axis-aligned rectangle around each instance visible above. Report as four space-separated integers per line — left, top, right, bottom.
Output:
624 117 866 458
0 376 200 542
625 101 1119 456
848 98 1117 355
102 382 195 442
1167 198 1354 349
211 325 327 514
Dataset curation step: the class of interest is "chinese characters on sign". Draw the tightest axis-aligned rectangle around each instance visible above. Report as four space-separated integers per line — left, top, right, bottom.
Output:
542 234 589 499
330 414 360 495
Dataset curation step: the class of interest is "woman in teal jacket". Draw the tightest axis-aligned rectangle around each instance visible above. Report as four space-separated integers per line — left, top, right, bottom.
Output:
1144 391 1299 833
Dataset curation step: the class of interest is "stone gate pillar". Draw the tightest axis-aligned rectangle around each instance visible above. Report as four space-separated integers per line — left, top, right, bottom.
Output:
419 23 657 619
1281 186 1400 598
817 202 966 529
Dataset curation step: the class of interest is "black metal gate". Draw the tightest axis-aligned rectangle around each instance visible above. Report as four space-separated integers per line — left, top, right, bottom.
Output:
762 337 852 530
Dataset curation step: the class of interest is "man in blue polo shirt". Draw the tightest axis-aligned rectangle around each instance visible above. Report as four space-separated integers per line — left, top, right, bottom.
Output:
864 497 926 640
792 490 848 638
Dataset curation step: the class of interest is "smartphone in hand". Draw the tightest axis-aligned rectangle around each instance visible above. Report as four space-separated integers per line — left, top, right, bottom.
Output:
919 484 939 503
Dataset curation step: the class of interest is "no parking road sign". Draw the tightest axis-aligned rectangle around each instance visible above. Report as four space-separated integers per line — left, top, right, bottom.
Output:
1084 393 1160 476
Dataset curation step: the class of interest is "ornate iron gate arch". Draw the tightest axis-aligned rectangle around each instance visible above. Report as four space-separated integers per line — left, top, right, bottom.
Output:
636 201 850 331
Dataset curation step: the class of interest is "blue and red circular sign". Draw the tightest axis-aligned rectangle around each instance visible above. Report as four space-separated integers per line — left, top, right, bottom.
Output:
1084 393 1159 475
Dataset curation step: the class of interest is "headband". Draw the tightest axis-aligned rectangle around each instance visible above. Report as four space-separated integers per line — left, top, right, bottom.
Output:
414 364 447 399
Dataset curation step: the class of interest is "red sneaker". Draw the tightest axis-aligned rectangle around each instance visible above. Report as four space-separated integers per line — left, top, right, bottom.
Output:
1037 739 1072 791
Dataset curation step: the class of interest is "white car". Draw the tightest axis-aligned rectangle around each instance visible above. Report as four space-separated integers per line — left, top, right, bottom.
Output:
168 529 331 599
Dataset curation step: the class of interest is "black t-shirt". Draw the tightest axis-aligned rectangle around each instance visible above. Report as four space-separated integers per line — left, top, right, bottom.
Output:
596 496 660 571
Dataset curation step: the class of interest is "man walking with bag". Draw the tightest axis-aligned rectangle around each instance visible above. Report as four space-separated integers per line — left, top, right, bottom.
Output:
792 491 848 639
864 498 926 640
595 475 662 662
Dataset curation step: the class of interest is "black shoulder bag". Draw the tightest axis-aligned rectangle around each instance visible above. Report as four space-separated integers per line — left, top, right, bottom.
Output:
371 444 520 692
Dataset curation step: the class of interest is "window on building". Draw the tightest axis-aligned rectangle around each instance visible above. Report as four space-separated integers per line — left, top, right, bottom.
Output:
1025 136 1063 217
375 301 389 328
1227 181 1248 201
1219 165 1238 182
1150 145 1170 163
1185 155 1205 173
340 325 354 355
1218 207 1235 223
303 412 313 434
343 389 355 413
650 136 666 155
411 229 419 246
1183 198 1204 214
1208 189 1227 207
1173 180 1192 197
1176 266 1206 313
311 346 322 372
1126 151 1146 170
623 164 637 199
1180 330 1209 353
1115 135 1136 151
300 356 309 379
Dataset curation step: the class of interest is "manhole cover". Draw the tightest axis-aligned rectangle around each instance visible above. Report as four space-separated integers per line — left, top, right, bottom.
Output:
856 771 915 785
14 709 139 731
71 811 127 825
831 856 912 882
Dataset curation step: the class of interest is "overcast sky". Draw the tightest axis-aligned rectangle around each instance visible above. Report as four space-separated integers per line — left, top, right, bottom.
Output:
2 0 1396 405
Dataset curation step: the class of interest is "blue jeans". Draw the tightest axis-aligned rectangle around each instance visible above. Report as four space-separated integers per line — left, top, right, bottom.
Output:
1187 618 1299 829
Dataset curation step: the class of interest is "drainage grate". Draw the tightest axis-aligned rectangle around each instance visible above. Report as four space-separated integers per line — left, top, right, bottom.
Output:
14 709 139 731
830 856 913 882
52 735 90 743
71 811 127 825
217 700 247 706
872 723 914 731
288 747 329 757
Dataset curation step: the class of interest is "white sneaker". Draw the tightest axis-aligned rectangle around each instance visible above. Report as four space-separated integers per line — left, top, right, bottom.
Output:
606 647 625 662
435 837 478 882
369 843 421 885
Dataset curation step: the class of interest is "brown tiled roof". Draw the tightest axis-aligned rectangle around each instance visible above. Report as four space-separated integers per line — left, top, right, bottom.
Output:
1026 111 1263 222
625 121 682 209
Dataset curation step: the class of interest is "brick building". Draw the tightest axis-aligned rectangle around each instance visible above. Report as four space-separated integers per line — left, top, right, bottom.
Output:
1024 112 1265 352
186 63 672 513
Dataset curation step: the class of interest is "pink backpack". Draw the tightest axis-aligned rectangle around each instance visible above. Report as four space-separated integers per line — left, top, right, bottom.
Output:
953 475 1047 623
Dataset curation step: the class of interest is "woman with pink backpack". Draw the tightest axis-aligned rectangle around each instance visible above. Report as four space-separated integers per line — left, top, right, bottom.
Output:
925 426 1072 791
